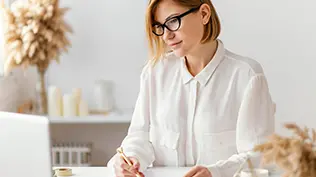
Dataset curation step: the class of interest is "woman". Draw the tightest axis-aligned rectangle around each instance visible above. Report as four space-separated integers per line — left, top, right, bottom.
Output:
107 0 275 177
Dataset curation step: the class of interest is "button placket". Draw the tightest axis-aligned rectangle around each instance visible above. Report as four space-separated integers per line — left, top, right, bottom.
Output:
186 80 198 165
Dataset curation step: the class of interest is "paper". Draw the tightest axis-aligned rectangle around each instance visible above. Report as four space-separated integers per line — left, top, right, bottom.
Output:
143 167 191 177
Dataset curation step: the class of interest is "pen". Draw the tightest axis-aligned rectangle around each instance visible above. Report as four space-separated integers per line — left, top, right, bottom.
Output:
116 147 142 177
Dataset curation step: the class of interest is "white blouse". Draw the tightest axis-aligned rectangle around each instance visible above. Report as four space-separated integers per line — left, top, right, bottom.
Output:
107 40 275 177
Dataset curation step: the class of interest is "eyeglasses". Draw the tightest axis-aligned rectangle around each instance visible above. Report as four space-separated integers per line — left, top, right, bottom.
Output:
152 5 201 36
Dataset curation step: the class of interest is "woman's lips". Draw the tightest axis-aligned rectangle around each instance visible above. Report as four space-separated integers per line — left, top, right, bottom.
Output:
169 41 182 48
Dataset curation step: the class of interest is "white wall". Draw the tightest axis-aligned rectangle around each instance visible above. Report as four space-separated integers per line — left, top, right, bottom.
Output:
46 0 316 165
213 0 316 134
47 0 148 111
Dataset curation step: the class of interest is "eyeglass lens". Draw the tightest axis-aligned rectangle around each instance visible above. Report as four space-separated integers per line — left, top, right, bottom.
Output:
153 17 180 36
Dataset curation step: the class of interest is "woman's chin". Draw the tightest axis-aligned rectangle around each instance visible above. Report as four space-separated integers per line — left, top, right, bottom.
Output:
172 48 186 58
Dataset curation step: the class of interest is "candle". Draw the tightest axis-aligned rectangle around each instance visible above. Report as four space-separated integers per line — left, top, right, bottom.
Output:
63 94 76 117
79 100 89 117
48 86 63 116
72 88 82 116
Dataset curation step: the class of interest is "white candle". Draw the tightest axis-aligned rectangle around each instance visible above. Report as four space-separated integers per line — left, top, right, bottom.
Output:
79 100 89 117
72 88 82 116
48 86 63 116
63 94 76 117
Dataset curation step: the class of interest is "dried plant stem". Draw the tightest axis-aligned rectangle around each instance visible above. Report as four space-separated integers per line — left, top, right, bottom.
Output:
247 158 258 177
38 67 47 114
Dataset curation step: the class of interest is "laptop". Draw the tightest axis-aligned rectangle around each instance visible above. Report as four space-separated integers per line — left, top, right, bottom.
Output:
0 111 53 177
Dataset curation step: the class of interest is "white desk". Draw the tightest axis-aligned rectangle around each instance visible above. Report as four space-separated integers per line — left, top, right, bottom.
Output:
53 167 282 177
53 167 191 177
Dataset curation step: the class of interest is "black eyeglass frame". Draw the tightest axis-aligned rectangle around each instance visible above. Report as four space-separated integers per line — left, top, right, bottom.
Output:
152 4 202 36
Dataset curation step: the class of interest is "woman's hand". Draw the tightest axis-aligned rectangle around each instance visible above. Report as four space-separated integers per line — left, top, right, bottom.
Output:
113 155 144 177
183 166 212 177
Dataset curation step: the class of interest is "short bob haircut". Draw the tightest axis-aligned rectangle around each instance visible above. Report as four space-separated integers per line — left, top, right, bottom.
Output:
145 0 221 63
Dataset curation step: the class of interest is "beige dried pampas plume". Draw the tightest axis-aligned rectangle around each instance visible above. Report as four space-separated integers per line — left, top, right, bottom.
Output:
0 0 72 75
253 123 316 177
0 0 72 114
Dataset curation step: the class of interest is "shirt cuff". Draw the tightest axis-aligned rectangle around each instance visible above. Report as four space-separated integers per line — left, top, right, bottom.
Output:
207 164 221 177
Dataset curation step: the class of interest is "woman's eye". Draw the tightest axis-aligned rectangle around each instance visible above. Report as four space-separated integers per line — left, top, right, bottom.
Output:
167 18 178 24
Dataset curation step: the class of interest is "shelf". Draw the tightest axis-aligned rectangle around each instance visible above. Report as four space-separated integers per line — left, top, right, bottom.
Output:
49 112 132 124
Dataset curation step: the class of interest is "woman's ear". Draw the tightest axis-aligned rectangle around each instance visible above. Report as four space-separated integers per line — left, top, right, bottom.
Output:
200 4 211 25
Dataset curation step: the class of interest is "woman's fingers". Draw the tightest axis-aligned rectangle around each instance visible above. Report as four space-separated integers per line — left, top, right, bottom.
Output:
114 155 140 177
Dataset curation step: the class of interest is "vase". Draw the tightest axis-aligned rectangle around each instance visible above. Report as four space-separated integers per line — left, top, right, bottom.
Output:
93 79 115 113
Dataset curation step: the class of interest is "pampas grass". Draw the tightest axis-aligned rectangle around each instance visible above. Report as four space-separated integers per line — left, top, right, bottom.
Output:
253 123 316 177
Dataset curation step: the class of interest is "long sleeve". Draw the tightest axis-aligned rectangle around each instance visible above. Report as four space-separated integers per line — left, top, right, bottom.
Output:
207 74 275 177
107 64 155 172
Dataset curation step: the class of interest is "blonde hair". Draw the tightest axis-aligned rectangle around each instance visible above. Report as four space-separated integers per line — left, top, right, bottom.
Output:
145 0 221 64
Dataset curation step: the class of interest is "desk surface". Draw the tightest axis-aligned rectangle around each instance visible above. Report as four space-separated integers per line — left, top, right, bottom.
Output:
54 167 191 177
53 167 282 177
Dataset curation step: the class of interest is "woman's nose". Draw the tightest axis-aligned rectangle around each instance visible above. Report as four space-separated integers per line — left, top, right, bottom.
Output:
163 28 175 41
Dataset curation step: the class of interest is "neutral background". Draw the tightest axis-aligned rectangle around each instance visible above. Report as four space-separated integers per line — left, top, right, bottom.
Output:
1 0 316 166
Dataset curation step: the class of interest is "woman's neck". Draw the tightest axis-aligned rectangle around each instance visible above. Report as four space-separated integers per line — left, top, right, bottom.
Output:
185 40 218 77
